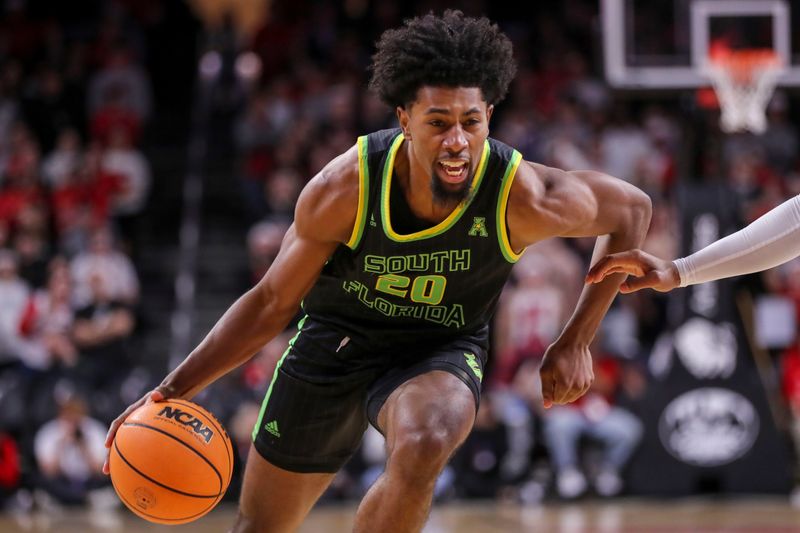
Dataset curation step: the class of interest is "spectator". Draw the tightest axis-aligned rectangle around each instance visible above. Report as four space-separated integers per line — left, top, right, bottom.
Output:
71 272 135 398
13 203 49 283
51 145 124 255
33 392 110 508
18 257 77 371
87 44 152 128
102 124 151 245
21 66 79 153
89 85 143 147
0 250 34 366
264 167 302 221
0 72 20 165
492 243 582 386
781 333 800 505
234 81 296 221
41 127 83 188
0 124 43 226
600 105 652 183
246 219 288 284
542 344 644 499
70 226 138 307
0 428 20 508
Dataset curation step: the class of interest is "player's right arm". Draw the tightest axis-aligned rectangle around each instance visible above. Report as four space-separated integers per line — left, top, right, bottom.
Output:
586 194 800 293
103 145 361 472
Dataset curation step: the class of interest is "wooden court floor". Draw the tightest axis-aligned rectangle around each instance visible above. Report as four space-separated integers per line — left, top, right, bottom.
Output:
2 497 800 532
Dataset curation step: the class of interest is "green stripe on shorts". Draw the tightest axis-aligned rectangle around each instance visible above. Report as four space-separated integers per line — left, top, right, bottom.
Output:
252 315 307 441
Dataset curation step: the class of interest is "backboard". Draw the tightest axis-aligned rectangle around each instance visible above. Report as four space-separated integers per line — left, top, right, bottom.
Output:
601 0 800 89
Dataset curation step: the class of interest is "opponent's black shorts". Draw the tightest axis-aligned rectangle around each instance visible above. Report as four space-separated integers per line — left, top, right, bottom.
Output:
251 316 488 473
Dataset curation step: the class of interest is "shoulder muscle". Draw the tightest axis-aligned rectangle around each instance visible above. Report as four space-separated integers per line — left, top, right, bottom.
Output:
294 143 360 245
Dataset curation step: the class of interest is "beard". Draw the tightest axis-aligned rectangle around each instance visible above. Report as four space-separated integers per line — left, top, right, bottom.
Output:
430 166 473 207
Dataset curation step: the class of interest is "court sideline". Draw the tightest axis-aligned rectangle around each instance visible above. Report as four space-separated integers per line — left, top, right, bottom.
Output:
2 498 800 532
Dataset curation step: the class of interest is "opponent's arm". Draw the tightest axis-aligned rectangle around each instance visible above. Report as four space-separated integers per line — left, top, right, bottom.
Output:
103 145 360 470
507 163 652 406
586 194 800 292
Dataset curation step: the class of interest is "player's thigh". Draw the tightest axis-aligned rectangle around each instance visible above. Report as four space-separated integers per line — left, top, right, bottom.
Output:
232 445 335 533
369 338 487 444
253 318 375 472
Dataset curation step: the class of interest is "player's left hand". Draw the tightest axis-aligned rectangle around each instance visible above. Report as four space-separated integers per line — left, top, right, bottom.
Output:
539 341 594 408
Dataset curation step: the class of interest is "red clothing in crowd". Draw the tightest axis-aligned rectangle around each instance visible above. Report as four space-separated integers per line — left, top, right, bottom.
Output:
0 434 20 489
0 187 42 225
567 356 622 409
51 171 123 234
90 106 142 146
781 344 800 411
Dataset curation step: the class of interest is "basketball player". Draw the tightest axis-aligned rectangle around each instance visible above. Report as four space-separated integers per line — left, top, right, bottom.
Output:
104 12 651 532
585 194 800 292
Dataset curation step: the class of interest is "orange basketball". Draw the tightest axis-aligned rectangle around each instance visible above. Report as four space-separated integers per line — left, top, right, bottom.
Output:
109 399 234 524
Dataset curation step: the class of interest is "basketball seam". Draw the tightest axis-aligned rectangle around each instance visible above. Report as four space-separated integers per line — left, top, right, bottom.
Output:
119 423 223 497
169 399 234 481
111 471 219 523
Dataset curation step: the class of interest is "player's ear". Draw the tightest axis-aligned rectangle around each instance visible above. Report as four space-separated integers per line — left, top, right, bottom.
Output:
486 104 494 124
397 106 411 139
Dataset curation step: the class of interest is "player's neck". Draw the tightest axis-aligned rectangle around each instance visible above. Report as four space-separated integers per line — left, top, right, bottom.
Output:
396 141 460 224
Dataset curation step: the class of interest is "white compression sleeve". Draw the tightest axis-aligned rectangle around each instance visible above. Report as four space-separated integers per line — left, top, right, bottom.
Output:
674 194 800 287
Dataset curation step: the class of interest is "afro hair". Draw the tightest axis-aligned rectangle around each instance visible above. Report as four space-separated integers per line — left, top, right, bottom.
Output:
369 10 516 108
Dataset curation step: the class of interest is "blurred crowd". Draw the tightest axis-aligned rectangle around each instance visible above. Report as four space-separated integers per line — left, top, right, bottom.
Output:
0 0 158 513
3 0 800 518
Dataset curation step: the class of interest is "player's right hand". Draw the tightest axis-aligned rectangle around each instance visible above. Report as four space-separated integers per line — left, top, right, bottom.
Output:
584 249 681 293
103 387 172 475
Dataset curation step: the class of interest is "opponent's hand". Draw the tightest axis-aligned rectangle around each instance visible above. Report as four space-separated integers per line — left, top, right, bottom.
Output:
584 249 681 293
103 387 173 475
539 341 594 408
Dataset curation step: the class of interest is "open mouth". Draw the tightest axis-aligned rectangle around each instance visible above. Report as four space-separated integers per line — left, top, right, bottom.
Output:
437 160 469 184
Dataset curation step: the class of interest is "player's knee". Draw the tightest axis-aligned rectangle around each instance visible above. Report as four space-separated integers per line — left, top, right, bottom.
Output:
390 427 453 480
389 411 472 478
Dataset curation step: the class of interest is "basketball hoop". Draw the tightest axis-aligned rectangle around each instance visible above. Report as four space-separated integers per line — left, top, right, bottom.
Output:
704 48 783 134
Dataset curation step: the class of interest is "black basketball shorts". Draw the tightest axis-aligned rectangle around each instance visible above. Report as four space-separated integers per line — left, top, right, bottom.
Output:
251 316 488 473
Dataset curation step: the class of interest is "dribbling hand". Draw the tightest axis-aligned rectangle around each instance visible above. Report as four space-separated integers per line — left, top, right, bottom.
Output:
584 249 681 293
103 386 173 475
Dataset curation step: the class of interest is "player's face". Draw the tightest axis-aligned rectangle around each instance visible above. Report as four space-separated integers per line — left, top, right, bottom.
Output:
398 87 493 205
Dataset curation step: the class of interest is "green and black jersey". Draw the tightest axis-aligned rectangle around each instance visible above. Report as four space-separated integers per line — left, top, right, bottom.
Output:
302 128 525 348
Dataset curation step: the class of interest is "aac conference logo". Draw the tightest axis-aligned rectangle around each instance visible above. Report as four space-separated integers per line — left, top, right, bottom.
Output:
658 388 759 467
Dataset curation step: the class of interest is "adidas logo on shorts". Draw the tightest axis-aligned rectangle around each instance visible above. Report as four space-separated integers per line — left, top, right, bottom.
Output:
265 420 281 438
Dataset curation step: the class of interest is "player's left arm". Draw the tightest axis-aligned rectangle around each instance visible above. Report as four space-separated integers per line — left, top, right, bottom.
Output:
507 162 652 406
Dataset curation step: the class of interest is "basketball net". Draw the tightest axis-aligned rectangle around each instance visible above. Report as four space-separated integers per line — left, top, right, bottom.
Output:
704 48 783 134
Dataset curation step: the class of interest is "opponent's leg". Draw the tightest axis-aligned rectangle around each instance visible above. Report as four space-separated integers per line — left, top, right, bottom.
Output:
229 446 335 533
353 370 476 533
